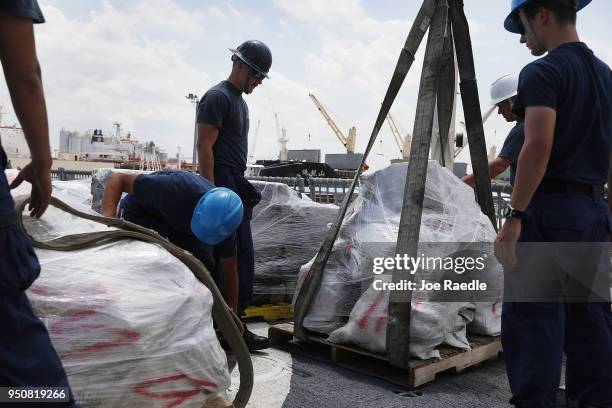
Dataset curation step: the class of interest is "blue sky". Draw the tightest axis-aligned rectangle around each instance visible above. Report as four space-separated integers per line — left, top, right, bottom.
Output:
1 0 610 171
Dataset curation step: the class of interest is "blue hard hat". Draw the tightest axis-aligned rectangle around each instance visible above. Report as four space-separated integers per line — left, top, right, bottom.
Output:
191 187 244 245
504 0 591 33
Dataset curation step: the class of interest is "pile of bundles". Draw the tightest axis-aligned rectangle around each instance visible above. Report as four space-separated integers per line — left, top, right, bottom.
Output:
293 162 503 359
91 169 338 303
250 181 338 302
9 171 232 407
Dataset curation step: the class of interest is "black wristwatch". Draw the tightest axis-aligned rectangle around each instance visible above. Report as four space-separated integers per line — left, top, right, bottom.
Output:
502 204 524 220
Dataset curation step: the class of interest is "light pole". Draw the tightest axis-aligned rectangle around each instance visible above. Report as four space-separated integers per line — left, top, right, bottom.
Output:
186 93 199 173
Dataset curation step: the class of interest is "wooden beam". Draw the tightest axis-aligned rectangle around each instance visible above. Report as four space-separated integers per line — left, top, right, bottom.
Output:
449 0 497 228
386 0 449 369
292 0 436 341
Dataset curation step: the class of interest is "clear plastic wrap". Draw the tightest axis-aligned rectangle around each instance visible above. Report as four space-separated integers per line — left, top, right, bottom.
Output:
250 181 338 301
8 173 232 407
327 275 474 359
468 300 502 336
91 169 339 303
294 161 502 358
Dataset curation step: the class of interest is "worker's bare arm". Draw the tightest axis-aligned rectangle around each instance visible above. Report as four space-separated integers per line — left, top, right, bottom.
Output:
101 173 139 217
511 106 555 210
461 157 511 187
197 124 219 184
1 11 52 218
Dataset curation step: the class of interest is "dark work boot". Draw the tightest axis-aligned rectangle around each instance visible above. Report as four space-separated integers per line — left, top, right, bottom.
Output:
242 323 270 351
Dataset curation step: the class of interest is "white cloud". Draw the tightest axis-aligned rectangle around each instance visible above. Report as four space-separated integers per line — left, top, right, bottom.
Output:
272 0 365 26
29 1 210 155
131 0 206 35
3 0 605 173
223 1 241 18
467 18 486 36
207 6 226 19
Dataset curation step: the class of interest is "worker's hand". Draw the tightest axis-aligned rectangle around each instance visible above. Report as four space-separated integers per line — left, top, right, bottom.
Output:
10 160 52 218
494 217 521 268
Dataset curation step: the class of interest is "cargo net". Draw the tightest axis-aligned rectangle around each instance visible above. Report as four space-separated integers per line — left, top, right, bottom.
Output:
9 172 232 407
293 161 504 359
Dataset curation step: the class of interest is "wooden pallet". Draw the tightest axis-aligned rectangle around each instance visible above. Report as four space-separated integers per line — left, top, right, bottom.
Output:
268 322 502 389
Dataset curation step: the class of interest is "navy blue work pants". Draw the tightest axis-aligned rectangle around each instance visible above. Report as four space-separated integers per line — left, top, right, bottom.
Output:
214 170 255 316
502 192 612 408
0 148 77 406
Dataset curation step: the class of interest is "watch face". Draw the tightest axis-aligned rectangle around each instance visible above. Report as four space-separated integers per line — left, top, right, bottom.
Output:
503 206 512 218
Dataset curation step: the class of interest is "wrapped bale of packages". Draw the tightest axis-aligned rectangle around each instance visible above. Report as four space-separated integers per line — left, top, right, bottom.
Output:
294 161 503 359
91 168 147 214
8 172 232 407
250 181 337 302
92 169 339 303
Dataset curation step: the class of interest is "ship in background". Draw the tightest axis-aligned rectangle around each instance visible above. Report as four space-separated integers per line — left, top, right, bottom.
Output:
0 104 31 160
58 122 174 170
57 121 195 171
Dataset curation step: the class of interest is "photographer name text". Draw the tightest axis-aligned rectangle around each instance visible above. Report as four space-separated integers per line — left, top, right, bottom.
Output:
373 279 488 291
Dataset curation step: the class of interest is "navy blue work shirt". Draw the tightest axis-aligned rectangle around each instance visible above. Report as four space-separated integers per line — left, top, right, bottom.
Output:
119 170 236 259
498 122 524 186
0 0 45 23
512 42 612 185
196 81 250 172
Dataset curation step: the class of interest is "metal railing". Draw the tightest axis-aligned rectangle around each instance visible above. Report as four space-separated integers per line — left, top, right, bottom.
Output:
249 175 512 227
491 182 512 230
247 175 354 205
51 168 94 181
48 168 511 227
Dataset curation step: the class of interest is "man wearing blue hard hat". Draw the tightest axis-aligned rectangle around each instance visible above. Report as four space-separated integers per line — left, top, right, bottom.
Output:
195 40 273 351
101 170 243 315
495 1 612 407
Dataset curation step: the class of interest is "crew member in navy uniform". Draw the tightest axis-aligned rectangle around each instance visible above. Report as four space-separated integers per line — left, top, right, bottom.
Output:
462 74 524 187
196 40 272 351
497 1 612 407
0 1 78 405
101 170 244 313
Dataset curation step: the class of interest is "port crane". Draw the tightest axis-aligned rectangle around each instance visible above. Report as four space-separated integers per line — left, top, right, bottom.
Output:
275 112 288 161
385 112 412 160
308 93 356 154
453 105 496 158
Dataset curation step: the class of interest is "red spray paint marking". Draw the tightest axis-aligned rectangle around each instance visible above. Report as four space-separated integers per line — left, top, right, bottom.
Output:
30 282 140 359
374 305 388 334
358 290 385 330
344 243 353 254
28 286 53 296
47 308 141 360
132 374 218 408
60 328 140 360
492 298 499 315
51 311 99 333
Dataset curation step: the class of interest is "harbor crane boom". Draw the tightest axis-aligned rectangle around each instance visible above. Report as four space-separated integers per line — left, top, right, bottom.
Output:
385 112 412 160
453 105 496 158
308 93 356 154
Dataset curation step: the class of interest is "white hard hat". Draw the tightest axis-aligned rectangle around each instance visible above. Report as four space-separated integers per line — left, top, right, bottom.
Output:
490 74 518 106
